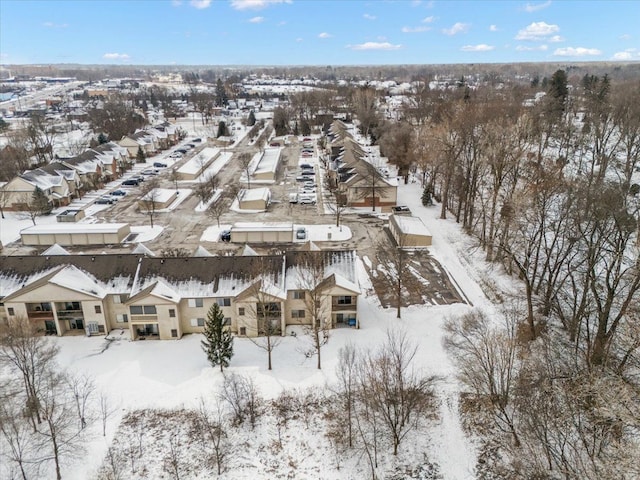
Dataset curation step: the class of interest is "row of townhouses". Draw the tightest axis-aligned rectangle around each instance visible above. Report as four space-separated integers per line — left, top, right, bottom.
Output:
0 122 180 211
324 120 398 211
0 251 360 340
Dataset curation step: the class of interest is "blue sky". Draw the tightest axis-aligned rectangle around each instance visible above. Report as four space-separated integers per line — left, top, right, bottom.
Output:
1 0 639 65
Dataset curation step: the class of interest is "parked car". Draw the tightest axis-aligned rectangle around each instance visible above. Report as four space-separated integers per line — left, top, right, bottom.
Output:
141 169 158 176
299 163 313 170
153 161 167 168
110 189 127 197
296 176 310 182
302 137 312 142
121 178 140 186
176 148 188 154
300 170 315 177
220 229 231 242
169 152 183 159
289 193 298 204
392 205 411 215
299 195 316 206
131 175 145 183
301 152 313 158
95 196 114 204
185 143 196 148
296 227 307 239
192 138 202 143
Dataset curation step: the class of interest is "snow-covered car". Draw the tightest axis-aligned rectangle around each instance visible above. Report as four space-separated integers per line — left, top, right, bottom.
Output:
220 229 231 242
296 227 307 239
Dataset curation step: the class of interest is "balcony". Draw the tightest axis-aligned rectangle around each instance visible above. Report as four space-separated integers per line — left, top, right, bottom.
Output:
331 303 357 312
27 310 55 321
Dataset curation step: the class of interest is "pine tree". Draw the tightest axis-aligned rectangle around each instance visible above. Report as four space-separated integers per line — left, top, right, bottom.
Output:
32 185 52 215
217 121 227 138
97 132 108 144
247 110 256 126
136 146 146 163
421 186 433 206
201 303 234 372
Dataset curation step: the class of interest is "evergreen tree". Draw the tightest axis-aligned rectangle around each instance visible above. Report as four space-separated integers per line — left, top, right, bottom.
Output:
546 69 569 119
97 132 108 144
136 146 146 163
201 303 234 372
215 78 228 107
217 121 228 138
32 186 52 215
247 110 256 126
421 186 433 206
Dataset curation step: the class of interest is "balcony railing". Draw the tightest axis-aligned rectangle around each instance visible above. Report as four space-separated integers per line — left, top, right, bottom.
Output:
27 311 55 320
130 315 159 323
331 303 357 311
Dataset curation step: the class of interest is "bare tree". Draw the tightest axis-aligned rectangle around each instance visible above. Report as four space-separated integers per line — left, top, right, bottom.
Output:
334 343 358 448
238 152 253 190
324 178 348 227
139 178 161 228
169 168 180 192
98 390 117 437
354 161 393 213
25 113 56 164
163 428 183 480
375 237 419 319
0 316 60 428
296 252 330 369
206 193 226 227
66 373 95 430
359 329 435 455
0 398 44 480
219 373 262 429
444 308 521 447
197 398 231 475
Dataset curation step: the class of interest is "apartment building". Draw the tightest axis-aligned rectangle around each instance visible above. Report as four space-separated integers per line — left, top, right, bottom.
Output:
0 251 360 340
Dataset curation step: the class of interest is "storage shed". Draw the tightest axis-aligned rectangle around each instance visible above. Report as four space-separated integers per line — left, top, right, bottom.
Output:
176 147 219 180
230 222 294 243
238 187 271 211
388 215 432 248
138 188 177 210
20 223 131 246
251 148 281 182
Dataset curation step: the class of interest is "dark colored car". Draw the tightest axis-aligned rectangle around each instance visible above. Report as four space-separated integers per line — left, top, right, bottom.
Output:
176 148 188 154
153 162 167 168
392 206 411 215
121 178 140 186
220 229 231 242
192 138 202 143
110 189 127 196
95 196 114 204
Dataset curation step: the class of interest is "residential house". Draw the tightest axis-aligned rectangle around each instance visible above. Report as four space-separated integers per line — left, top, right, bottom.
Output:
118 131 158 158
0 168 72 210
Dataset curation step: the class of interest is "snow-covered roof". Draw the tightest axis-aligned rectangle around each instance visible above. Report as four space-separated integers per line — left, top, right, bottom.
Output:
132 243 156 256
140 188 175 203
391 214 432 237
240 187 271 203
253 148 281 175
21 223 129 235
177 147 220 175
41 244 70 256
233 222 292 232
193 246 213 257
240 244 258 256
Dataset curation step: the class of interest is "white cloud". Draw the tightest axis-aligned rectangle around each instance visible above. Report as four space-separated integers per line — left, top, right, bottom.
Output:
524 1 552 13
553 46 602 57
402 26 429 33
619 34 632 40
516 44 548 51
363 13 376 20
461 44 494 52
318 32 332 39
190 0 211 8
515 21 559 40
249 16 264 23
489 24 498 32
442 22 470 36
103 53 130 60
422 16 435 23
549 35 564 42
348 42 402 51
613 51 633 60
171 0 182 6
43 21 68 28
612 48 638 60
0 53 8 59
296 37 303 42
230 0 291 10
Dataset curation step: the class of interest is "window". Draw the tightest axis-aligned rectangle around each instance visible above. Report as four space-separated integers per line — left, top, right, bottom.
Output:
7 307 15 316
169 309 176 318
223 317 231 326
238 307 245 316
291 309 306 318
217 298 231 307
129 305 156 315
171 329 178 338
116 314 129 323
190 318 205 327
239 327 246 336
337 296 352 305
94 305 102 314
98 325 106 333
292 290 305 300
87 322 99 333
188 298 203 308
